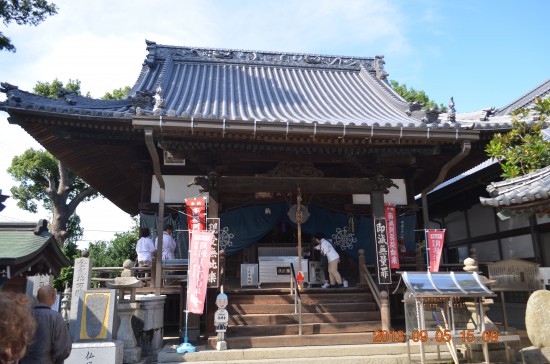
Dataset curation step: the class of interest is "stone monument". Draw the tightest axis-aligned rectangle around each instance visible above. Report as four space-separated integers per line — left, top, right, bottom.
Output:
519 289 550 363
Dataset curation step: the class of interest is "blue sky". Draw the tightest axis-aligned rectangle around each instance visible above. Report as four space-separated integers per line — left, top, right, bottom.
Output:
1 0 549 246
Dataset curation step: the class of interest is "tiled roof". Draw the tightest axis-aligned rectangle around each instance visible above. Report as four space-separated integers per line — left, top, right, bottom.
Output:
1 41 469 130
479 165 550 216
0 221 70 277
0 222 53 261
495 79 550 116
131 41 427 127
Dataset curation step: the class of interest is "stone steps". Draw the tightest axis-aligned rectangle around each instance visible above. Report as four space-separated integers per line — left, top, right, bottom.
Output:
158 339 458 363
229 311 380 325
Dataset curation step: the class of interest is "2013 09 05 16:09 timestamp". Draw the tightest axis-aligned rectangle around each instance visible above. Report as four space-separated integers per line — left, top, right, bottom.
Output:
372 330 499 343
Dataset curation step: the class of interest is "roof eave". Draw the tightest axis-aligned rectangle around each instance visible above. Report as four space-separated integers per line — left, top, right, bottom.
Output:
132 116 480 143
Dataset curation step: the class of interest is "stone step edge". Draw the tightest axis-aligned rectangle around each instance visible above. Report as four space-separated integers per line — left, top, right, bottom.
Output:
158 341 457 363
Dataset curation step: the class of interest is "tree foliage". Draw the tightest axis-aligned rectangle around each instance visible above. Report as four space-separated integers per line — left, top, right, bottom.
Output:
0 0 58 52
485 97 550 179
101 86 131 100
33 78 86 98
7 148 98 244
390 80 448 112
88 222 138 268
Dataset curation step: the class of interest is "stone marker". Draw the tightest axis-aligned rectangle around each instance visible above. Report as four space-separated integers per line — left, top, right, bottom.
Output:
26 274 53 297
65 340 124 364
73 289 118 342
69 257 92 339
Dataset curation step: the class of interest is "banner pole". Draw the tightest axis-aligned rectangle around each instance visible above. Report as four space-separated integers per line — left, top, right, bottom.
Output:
424 229 430 272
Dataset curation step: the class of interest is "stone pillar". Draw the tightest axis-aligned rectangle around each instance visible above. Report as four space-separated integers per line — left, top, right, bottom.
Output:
135 295 166 361
69 255 92 339
117 302 144 364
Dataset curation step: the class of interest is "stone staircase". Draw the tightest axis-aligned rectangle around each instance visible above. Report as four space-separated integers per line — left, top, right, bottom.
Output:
206 286 381 349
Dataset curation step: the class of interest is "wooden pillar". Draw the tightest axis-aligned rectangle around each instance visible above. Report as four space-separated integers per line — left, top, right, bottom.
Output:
208 171 219 219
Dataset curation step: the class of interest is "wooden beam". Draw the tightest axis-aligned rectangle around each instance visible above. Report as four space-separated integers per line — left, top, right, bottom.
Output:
218 176 382 194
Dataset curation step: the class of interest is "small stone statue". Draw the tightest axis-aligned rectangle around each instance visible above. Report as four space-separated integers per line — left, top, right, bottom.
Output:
214 293 229 351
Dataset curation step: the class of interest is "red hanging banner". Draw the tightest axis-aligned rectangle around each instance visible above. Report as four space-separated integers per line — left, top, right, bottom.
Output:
384 204 400 269
185 197 207 238
187 230 214 314
426 229 446 272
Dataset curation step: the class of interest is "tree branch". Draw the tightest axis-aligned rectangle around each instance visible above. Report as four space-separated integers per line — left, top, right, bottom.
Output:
66 186 97 215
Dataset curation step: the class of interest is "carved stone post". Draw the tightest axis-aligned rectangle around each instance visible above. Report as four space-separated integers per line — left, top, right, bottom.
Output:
61 283 71 324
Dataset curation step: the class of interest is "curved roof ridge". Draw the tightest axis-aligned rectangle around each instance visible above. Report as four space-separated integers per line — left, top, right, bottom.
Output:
144 40 379 72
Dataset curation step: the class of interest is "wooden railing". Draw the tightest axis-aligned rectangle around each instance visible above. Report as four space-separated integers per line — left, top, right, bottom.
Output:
90 259 188 288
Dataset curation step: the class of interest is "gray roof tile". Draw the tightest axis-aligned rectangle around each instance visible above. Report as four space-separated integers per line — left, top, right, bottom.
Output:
480 165 550 213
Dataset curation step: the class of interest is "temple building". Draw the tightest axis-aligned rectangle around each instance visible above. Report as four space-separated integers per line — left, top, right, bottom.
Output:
0 40 518 346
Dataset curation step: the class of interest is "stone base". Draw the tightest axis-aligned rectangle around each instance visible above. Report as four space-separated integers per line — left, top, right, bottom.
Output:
65 340 124 364
517 346 550 364
216 341 227 351
124 346 143 363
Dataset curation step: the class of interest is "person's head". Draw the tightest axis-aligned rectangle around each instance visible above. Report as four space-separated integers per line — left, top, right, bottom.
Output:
313 232 324 243
36 285 57 307
139 227 150 238
0 291 36 364
163 224 174 233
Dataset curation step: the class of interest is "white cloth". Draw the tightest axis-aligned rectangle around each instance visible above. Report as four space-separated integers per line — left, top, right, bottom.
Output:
155 232 177 259
136 236 156 263
315 238 339 262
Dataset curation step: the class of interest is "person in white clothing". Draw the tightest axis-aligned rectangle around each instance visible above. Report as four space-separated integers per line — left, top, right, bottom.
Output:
136 227 156 266
155 224 177 260
313 232 343 288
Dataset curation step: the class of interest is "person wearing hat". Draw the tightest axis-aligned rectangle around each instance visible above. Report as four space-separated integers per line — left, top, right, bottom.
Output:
155 224 177 259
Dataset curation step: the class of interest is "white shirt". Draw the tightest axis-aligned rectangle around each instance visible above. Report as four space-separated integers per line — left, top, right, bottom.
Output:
316 238 339 262
136 236 156 262
155 232 177 259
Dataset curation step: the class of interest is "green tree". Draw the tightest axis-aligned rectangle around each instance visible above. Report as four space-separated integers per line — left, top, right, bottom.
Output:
390 80 448 112
0 0 58 52
33 78 85 98
52 240 80 291
101 86 131 100
485 97 550 179
7 148 98 244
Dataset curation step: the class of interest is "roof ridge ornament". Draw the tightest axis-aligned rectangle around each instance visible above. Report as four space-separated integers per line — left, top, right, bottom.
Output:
154 42 374 70
447 97 456 123
153 85 165 115
374 55 388 80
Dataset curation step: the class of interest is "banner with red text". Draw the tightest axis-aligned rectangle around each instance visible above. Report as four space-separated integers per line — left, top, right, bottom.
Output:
426 229 446 272
384 204 399 269
185 197 207 240
187 230 214 314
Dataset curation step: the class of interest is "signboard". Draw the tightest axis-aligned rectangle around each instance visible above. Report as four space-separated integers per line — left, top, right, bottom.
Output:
206 218 220 288
426 229 445 272
187 230 214 314
374 217 392 284
384 204 399 269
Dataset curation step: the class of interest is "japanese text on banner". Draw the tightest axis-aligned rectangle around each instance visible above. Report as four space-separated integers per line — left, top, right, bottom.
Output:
187 231 214 314
384 204 399 269
426 229 445 272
